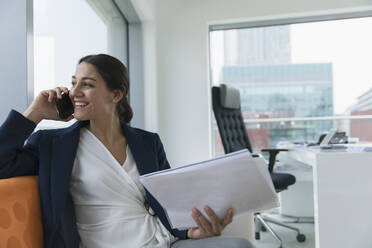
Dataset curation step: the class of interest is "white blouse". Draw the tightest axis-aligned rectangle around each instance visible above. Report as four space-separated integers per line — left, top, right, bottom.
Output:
69 128 175 248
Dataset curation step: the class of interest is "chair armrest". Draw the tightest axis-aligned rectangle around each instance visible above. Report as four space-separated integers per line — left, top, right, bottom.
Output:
0 176 43 247
261 148 289 172
251 153 260 158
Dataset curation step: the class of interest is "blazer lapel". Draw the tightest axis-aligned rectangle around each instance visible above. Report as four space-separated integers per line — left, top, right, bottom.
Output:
50 120 88 228
121 123 153 176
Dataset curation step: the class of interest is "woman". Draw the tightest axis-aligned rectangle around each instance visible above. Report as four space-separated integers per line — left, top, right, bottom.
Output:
0 54 253 248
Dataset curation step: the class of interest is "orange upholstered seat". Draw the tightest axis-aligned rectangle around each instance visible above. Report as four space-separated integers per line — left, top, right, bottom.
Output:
0 176 43 248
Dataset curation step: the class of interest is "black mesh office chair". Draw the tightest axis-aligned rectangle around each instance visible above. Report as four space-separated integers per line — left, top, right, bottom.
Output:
212 84 306 247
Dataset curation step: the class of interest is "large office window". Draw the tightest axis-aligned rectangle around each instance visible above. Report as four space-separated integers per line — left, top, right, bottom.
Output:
33 0 127 129
210 16 372 155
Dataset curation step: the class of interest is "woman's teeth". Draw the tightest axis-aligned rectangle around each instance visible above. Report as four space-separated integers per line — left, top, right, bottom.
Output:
75 102 88 108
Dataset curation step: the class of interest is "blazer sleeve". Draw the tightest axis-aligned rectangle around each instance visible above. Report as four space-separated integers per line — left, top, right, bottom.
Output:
154 133 171 171
154 133 189 240
0 110 41 179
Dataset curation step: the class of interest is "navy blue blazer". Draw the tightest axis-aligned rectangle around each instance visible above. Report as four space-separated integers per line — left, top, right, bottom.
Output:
0 110 187 248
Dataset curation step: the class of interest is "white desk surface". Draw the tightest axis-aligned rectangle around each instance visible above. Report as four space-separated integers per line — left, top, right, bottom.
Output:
286 145 372 248
287 143 372 167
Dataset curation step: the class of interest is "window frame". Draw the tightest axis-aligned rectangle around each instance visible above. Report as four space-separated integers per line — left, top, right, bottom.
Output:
208 8 372 156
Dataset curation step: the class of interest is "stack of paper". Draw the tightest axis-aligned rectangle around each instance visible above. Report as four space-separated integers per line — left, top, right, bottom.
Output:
139 149 279 229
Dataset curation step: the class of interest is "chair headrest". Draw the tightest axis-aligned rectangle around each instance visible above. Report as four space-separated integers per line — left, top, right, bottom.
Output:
220 84 241 109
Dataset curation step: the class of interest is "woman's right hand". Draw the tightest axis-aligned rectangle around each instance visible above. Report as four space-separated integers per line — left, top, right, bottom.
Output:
23 87 74 124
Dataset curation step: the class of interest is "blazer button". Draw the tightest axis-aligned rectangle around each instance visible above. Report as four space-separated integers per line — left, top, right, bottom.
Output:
144 201 156 216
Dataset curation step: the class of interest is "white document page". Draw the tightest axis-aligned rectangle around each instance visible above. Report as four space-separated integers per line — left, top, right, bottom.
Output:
139 149 279 229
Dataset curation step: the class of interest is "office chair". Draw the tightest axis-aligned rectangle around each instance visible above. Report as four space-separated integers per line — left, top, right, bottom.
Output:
212 84 306 247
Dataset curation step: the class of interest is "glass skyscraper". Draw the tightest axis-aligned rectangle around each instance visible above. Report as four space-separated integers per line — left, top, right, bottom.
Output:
219 63 334 147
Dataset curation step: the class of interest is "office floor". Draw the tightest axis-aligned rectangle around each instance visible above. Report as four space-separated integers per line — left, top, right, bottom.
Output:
251 219 315 248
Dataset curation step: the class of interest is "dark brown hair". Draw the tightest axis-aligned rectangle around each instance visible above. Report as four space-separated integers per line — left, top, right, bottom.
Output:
78 54 133 123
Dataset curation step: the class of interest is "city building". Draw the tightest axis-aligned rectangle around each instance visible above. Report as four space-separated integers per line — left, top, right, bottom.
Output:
223 26 291 66
219 63 334 148
349 88 372 142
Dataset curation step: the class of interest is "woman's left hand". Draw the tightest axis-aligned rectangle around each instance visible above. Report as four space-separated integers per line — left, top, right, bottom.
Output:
187 206 233 239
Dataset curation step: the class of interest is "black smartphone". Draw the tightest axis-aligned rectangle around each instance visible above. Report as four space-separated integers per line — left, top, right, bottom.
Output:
55 92 74 119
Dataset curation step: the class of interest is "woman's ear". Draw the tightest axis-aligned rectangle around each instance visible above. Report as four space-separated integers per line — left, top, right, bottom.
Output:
113 90 124 103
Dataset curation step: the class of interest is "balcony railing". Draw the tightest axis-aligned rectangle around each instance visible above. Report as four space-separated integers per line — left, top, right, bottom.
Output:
243 115 372 123
213 115 372 155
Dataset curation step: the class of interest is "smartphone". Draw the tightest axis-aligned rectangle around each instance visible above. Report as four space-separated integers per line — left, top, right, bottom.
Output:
55 91 74 119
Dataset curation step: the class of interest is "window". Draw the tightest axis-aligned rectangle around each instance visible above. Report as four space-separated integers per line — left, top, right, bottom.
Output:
210 15 372 155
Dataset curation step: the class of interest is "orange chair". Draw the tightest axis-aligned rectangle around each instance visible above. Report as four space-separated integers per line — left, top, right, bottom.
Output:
0 176 43 248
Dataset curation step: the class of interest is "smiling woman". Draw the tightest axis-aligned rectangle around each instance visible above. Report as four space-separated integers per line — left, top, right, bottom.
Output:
71 55 133 124
0 53 253 247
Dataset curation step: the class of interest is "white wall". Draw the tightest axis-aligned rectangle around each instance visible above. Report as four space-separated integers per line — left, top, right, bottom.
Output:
152 0 372 167
0 0 33 122
116 0 158 131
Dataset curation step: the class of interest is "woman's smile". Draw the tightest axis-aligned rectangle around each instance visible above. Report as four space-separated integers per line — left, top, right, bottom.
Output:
74 101 89 109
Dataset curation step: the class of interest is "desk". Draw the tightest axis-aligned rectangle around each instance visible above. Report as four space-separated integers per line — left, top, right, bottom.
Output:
287 146 372 248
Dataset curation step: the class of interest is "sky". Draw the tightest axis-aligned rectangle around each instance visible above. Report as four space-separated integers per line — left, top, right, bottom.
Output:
291 17 372 114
